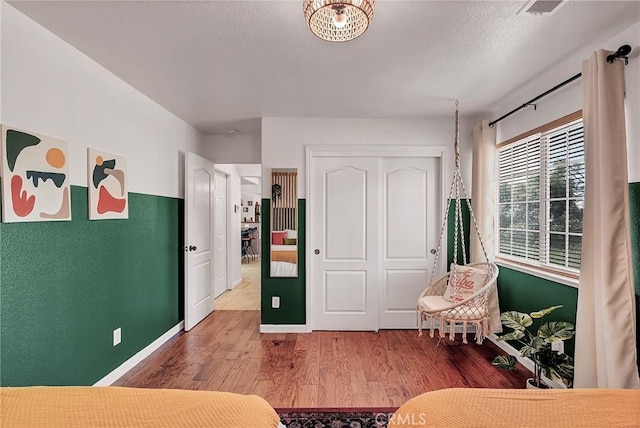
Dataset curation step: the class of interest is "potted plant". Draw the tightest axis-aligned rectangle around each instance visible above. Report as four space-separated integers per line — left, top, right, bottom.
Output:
491 305 575 388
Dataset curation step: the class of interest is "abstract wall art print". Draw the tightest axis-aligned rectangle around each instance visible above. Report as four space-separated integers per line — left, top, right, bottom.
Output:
87 148 128 220
1 126 72 223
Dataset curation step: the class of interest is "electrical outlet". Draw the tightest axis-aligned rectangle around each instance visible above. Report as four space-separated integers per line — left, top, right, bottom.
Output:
113 328 121 346
551 340 564 354
272 296 280 309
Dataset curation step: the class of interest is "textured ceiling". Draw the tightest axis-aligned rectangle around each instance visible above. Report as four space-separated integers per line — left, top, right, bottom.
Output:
9 1 640 134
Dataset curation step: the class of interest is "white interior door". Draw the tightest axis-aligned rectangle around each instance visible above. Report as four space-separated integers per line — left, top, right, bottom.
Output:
213 171 228 298
310 157 380 331
379 157 440 328
185 152 215 331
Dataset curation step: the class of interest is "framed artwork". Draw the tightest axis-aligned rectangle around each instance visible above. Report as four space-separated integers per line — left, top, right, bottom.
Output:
87 148 128 220
1 126 71 223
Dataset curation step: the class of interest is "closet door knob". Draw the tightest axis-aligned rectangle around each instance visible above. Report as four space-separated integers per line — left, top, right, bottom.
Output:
430 249 436 254
314 249 320 255
189 245 197 251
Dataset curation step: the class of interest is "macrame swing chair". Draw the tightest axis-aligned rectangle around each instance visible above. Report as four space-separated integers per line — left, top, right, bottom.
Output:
417 101 498 345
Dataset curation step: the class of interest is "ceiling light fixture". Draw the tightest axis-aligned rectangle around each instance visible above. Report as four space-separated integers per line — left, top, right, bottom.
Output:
304 0 375 42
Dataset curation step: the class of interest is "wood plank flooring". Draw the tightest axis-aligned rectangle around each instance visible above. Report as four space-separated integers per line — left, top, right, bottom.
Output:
115 311 531 408
215 261 260 310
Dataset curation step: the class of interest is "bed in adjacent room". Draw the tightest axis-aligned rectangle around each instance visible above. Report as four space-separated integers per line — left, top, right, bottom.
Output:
270 229 297 277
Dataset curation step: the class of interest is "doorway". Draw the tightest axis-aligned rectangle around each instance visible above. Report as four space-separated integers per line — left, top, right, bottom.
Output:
215 164 262 310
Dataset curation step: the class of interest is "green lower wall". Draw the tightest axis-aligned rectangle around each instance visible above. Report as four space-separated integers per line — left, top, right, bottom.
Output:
447 199 471 268
0 185 184 386
261 199 306 324
496 266 578 356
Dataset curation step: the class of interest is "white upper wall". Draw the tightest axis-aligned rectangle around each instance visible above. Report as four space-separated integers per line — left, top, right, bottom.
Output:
202 134 261 165
236 164 261 178
1 3 204 198
495 22 640 183
261 117 476 199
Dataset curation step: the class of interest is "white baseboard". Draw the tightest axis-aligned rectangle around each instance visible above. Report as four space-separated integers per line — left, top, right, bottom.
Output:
230 278 242 290
93 321 184 386
488 333 566 389
260 324 310 333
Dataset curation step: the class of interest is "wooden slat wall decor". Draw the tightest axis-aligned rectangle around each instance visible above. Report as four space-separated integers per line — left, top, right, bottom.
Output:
272 171 297 231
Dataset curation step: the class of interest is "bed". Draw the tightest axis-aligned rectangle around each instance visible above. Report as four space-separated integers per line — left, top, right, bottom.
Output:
271 260 298 277
0 386 281 428
389 388 640 427
270 244 297 264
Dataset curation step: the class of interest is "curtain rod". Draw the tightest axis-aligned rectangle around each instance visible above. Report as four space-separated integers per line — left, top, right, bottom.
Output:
488 45 632 128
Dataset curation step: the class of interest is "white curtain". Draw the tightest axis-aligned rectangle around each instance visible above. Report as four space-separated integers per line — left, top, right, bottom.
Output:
471 120 502 334
575 49 640 389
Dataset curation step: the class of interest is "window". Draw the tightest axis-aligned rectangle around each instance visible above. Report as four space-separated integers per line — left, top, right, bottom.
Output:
496 117 584 275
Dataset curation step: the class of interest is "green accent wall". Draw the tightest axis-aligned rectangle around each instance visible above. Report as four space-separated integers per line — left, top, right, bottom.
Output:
0 185 184 386
261 199 306 324
496 266 578 356
447 199 471 268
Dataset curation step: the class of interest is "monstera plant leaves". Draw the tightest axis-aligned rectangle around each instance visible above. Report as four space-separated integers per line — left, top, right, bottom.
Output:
520 336 547 358
492 355 517 370
539 351 575 387
530 305 563 319
496 330 525 342
539 321 575 343
500 311 533 331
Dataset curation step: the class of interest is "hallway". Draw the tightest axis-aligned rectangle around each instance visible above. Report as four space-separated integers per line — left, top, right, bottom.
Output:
215 260 261 310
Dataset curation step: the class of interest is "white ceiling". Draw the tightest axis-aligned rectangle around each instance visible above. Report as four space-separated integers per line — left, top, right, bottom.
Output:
9 1 640 134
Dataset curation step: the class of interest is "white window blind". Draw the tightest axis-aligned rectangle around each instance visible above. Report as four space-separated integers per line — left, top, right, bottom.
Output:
497 118 584 273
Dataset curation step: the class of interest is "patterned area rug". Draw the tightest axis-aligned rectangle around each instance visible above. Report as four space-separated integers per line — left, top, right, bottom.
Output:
276 408 398 428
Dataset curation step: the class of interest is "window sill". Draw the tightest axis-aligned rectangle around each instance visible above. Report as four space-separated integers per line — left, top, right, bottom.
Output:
496 257 579 289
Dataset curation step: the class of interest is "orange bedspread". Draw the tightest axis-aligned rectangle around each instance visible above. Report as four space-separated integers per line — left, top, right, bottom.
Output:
0 386 280 428
389 388 640 428
271 250 297 264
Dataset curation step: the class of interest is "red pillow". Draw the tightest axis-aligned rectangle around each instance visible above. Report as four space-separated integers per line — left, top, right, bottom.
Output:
272 231 287 245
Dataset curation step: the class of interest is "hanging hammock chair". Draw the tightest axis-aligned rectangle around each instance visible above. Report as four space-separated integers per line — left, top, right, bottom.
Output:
417 102 499 345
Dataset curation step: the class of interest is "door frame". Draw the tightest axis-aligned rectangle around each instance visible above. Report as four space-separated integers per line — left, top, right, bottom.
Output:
213 168 231 295
305 145 449 331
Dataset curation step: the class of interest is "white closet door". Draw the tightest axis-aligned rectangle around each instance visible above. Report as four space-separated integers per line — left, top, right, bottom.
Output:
379 157 440 328
310 157 380 331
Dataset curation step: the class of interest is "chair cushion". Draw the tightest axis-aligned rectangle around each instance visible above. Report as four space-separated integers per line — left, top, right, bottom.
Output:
443 263 490 303
418 295 488 320
418 296 450 311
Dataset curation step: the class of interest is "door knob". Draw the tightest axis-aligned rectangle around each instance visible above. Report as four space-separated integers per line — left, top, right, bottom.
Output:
314 249 320 255
189 245 197 251
430 248 436 254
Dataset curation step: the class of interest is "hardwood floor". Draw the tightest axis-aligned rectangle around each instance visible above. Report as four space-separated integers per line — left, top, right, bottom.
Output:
115 311 531 408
